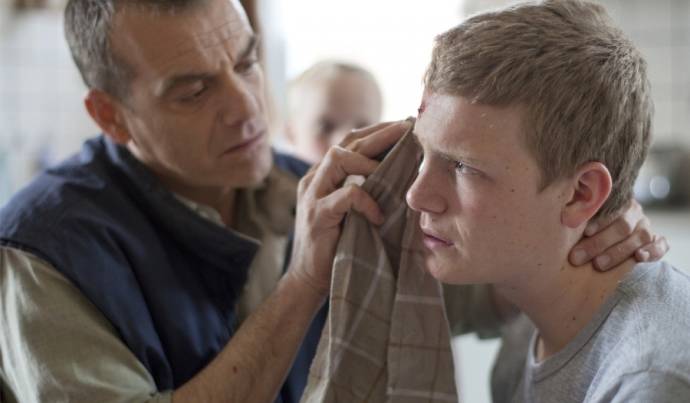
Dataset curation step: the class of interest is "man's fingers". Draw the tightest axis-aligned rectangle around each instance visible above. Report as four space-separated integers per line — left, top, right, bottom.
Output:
635 236 670 262
305 120 410 198
584 199 642 236
346 120 411 158
319 184 384 226
338 121 398 148
592 224 655 271
571 214 650 268
571 215 658 270
572 219 638 267
572 201 647 267
309 147 379 197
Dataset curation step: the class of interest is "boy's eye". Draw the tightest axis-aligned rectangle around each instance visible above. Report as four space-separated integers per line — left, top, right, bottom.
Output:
455 161 479 175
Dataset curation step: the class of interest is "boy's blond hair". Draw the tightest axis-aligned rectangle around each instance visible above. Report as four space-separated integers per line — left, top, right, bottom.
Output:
425 0 652 218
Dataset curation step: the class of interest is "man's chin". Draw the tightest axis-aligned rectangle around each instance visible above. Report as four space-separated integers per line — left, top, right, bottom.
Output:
225 147 273 187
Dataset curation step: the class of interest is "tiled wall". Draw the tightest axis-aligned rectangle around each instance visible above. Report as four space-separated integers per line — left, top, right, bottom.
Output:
0 10 98 204
602 0 690 147
464 0 689 147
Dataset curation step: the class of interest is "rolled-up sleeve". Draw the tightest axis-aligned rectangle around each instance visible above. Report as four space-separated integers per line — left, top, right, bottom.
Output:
0 247 172 403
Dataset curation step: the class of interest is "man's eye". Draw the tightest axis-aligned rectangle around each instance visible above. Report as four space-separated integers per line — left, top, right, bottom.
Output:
237 59 259 74
179 86 207 103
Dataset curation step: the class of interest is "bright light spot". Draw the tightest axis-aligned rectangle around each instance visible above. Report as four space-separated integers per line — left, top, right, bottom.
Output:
649 176 671 199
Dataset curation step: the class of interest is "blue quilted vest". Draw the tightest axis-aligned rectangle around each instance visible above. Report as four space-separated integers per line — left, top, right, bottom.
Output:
0 136 323 402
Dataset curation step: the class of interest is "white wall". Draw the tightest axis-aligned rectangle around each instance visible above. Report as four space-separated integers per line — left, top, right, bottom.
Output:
274 0 464 124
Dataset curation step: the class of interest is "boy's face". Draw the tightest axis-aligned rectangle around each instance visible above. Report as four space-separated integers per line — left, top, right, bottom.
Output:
288 72 382 164
406 92 571 286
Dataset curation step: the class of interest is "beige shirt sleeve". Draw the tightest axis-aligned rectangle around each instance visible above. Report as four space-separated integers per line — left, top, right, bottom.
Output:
0 246 172 403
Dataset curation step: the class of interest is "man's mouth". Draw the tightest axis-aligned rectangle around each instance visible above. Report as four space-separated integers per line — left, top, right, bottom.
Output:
222 132 265 155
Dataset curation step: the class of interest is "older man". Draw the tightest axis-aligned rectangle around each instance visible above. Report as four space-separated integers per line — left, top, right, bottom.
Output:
0 0 404 402
0 0 666 402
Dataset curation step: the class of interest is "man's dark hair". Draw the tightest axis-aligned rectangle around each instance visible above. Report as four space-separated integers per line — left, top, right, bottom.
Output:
64 0 209 99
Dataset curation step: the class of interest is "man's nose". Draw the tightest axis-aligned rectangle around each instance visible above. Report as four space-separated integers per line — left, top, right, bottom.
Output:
218 72 260 127
406 163 447 215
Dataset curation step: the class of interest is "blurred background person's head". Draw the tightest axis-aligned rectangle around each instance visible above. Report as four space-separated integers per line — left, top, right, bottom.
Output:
284 61 383 164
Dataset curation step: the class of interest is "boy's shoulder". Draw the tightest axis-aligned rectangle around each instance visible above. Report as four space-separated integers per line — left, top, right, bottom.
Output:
587 261 690 400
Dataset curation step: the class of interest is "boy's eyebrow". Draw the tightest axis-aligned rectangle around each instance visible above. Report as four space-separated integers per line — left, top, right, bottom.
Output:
412 129 484 166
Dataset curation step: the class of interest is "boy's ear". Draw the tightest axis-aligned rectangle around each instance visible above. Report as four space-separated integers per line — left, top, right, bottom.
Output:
561 162 613 229
84 89 131 145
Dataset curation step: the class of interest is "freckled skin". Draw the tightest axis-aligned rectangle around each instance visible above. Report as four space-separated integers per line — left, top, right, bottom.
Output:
406 93 571 287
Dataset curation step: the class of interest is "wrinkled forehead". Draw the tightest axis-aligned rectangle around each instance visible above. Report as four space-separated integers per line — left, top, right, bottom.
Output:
111 0 253 70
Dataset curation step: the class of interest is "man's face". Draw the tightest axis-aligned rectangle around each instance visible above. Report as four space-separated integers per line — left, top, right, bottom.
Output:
111 0 271 189
289 73 382 164
406 93 569 286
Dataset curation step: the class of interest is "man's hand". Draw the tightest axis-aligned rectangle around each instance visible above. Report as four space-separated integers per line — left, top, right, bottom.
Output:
569 200 669 270
288 121 411 295
173 122 409 403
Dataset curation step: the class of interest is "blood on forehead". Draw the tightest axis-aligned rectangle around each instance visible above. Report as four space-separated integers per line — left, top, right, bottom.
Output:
417 100 427 117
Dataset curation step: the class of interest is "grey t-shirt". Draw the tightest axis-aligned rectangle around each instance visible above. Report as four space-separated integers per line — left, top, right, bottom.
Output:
492 261 690 403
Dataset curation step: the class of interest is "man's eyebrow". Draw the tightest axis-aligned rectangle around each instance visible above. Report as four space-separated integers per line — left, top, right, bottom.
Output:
157 35 260 97
237 34 260 62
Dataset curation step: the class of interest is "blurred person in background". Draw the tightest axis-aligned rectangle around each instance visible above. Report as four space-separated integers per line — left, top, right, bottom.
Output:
284 61 383 164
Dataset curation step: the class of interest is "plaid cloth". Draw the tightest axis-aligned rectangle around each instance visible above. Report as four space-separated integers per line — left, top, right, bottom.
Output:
301 126 458 403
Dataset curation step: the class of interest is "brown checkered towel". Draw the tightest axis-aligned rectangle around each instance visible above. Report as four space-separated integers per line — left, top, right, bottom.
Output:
301 126 458 403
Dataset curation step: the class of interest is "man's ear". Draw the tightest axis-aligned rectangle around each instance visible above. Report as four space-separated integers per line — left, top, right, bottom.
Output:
561 162 613 229
84 89 131 145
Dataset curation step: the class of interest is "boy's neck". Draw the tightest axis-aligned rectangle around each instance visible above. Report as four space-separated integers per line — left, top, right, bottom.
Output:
497 257 637 361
